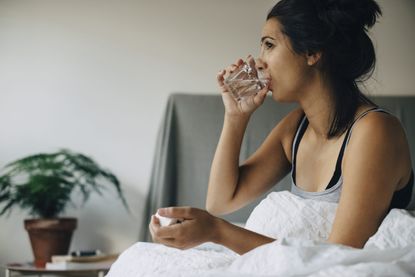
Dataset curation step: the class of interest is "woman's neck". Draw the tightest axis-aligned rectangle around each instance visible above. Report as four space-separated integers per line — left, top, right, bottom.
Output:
298 78 336 141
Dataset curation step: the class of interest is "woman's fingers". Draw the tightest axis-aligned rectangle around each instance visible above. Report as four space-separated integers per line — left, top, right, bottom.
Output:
217 55 270 115
150 215 177 239
149 216 160 234
253 86 269 105
234 58 244 67
217 57 244 85
154 223 182 239
152 214 160 225
158 206 197 219
148 216 159 242
246 55 258 76
156 237 177 248
217 69 226 87
149 213 191 249
226 64 239 75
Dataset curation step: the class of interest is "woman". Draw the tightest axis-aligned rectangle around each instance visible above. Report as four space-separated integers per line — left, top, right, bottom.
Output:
149 0 413 255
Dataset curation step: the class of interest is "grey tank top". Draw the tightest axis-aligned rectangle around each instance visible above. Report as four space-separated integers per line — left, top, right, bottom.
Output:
290 107 387 203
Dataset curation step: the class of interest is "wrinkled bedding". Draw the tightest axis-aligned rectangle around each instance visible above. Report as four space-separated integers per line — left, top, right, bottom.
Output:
107 191 415 276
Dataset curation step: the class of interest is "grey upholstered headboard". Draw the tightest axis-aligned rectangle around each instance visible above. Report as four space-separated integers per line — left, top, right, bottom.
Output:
141 93 415 241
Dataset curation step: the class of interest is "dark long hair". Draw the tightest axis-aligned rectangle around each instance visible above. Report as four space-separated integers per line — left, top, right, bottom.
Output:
267 0 381 138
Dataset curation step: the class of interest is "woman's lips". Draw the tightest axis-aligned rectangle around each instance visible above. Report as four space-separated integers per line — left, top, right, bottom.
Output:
258 70 272 91
266 79 273 91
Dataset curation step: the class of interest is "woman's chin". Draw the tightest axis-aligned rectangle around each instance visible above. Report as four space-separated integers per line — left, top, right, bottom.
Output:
271 90 292 103
270 90 281 101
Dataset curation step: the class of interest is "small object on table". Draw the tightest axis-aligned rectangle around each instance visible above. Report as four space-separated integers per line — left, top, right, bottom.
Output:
51 253 119 263
71 249 102 257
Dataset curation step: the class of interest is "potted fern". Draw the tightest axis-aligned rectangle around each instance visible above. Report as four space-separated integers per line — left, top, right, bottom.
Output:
0 149 129 268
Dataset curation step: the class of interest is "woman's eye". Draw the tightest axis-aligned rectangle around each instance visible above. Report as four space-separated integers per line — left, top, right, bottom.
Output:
265 41 274 49
261 40 274 50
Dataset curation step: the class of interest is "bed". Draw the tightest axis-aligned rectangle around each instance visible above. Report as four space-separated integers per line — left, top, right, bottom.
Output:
109 94 415 276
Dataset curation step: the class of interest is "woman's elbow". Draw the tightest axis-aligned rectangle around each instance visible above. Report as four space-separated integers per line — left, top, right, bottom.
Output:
205 202 222 216
327 236 367 249
205 201 230 216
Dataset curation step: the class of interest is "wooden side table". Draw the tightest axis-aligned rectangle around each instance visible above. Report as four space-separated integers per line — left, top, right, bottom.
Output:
3 263 110 277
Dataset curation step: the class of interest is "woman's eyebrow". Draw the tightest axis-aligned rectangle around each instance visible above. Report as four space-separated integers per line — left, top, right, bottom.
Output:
261 36 276 43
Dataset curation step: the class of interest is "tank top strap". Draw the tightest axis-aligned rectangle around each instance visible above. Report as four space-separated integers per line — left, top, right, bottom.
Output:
291 114 309 185
345 107 391 145
291 114 308 164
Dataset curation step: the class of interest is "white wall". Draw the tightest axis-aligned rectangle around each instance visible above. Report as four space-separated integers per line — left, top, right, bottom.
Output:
0 0 413 272
367 0 415 95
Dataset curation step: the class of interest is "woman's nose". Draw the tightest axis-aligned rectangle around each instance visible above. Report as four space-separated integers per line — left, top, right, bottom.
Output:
256 58 267 71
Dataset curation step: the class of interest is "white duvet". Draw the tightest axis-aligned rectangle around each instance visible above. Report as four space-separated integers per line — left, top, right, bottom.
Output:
107 191 415 277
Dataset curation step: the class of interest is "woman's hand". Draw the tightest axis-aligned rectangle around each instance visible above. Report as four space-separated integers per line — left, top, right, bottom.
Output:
149 207 221 250
217 56 270 118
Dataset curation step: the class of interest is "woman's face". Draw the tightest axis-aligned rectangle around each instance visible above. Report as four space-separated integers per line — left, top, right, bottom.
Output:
258 18 315 102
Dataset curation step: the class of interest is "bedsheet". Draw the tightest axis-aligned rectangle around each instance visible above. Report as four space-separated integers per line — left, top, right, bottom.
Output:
107 191 415 276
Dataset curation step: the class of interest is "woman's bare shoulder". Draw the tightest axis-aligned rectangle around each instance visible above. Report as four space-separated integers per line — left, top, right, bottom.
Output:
351 110 407 147
346 110 412 186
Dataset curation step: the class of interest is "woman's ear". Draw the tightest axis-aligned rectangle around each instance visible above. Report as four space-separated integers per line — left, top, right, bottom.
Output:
306 51 322 66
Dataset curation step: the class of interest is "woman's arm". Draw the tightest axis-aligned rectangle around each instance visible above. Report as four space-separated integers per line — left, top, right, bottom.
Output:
150 207 275 255
328 112 412 248
206 114 251 214
207 58 300 216
214 217 275 255
206 58 270 215
207 107 301 216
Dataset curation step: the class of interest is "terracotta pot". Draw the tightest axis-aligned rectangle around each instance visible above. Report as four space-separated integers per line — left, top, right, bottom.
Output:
24 218 77 268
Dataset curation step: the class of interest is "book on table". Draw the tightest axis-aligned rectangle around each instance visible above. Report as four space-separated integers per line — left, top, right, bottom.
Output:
46 253 118 270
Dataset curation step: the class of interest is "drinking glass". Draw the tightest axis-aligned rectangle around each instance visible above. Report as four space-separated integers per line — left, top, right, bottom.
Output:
224 62 268 101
